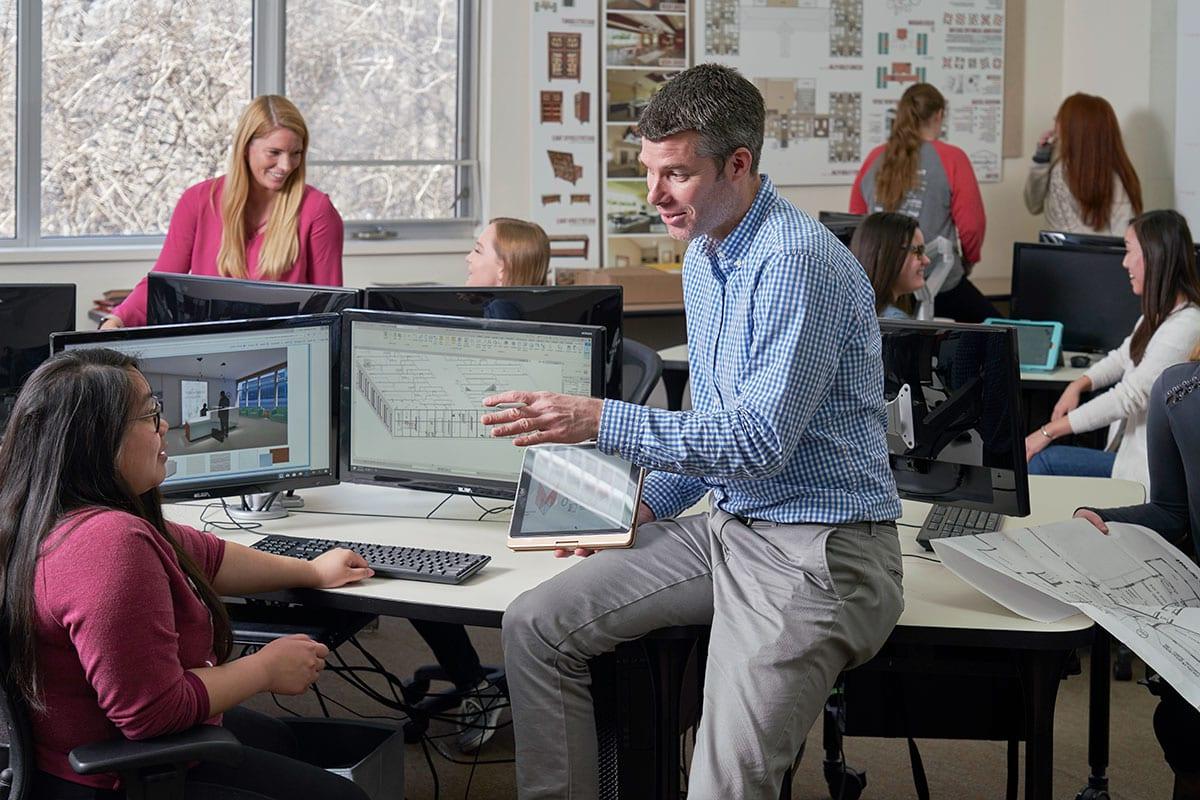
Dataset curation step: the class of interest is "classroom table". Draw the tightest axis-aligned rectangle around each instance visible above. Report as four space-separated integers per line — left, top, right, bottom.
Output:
168 475 1143 799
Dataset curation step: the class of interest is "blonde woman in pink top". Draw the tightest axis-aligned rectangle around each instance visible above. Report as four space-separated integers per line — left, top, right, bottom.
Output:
105 95 344 329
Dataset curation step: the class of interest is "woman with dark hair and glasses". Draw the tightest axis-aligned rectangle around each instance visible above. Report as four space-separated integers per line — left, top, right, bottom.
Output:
1025 210 1200 489
0 349 373 800
849 211 932 319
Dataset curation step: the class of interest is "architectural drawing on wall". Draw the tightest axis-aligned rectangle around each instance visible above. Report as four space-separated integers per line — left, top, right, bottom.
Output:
570 193 592 204
606 0 688 10
548 234 590 259
704 0 739 55
548 31 583 80
606 126 644 177
355 350 563 439
752 78 860 162
876 61 924 89
828 91 861 162
606 14 686 68
879 27 928 56
540 90 564 123
606 180 665 235
548 150 585 184
541 193 562 205
606 71 670 122
830 0 863 57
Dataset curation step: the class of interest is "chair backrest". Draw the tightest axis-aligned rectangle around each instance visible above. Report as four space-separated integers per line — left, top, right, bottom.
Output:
621 339 664 406
0 633 34 800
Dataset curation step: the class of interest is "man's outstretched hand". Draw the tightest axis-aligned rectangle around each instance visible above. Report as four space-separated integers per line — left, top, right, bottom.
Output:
480 391 603 447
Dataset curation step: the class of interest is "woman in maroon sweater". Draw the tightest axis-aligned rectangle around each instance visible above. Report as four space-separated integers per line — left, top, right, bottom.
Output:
0 349 373 799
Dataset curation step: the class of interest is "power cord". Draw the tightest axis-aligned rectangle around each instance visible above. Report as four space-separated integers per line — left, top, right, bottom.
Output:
903 553 942 564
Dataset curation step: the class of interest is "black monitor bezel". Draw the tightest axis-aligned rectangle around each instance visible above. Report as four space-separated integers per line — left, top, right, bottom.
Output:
879 318 1031 518
0 282 77 385
1010 241 1141 353
1037 229 1124 249
147 272 362 326
362 285 624 400
340 309 606 500
50 314 341 501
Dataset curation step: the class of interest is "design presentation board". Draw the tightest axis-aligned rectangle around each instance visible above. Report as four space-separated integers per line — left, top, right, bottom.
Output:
696 0 1006 185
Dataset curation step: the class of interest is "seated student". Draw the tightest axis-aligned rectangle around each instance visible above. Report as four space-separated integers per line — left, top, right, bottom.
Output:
1 349 373 799
850 211 931 319
104 95 344 329
1025 210 1200 488
1075 348 1200 800
409 215 550 754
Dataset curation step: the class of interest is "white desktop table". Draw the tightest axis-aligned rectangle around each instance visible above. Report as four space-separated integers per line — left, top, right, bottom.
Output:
168 476 1143 799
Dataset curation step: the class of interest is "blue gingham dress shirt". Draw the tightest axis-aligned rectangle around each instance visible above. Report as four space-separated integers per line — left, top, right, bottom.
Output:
597 176 902 524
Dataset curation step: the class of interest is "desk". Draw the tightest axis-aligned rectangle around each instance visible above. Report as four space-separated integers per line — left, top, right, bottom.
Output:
169 476 1142 799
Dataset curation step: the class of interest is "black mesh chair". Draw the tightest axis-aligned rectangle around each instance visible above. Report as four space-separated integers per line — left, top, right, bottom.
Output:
622 338 664 406
0 634 242 800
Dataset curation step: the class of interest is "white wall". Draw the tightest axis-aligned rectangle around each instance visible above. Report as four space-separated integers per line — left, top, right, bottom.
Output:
0 0 1181 324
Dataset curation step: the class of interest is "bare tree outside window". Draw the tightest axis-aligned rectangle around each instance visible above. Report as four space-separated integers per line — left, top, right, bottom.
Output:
287 0 463 222
0 1 15 239
40 1 251 238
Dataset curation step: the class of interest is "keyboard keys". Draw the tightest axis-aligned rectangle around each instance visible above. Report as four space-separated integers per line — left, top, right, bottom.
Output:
250 534 490 584
916 504 1005 551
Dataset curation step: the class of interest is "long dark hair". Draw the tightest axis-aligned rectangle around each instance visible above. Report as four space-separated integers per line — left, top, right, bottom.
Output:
851 212 919 314
1056 93 1142 231
0 349 231 710
875 83 945 212
1128 210 1200 365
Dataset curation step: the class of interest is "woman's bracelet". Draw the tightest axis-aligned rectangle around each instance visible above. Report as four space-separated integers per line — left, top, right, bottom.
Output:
1040 426 1053 440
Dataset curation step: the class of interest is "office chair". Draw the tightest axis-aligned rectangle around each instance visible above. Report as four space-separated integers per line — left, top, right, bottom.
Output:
0 634 242 800
622 338 664 406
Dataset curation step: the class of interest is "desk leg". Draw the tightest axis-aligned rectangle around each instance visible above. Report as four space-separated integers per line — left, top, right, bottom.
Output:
1018 650 1071 800
1078 631 1112 799
661 368 688 412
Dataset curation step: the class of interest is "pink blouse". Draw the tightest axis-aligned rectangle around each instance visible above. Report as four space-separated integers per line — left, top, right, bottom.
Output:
112 176 345 327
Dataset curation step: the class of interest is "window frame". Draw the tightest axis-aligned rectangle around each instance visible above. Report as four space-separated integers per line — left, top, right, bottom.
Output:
4 0 478 251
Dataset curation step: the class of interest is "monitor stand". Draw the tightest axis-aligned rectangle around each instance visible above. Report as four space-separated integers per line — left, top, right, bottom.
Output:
276 489 305 509
227 492 289 522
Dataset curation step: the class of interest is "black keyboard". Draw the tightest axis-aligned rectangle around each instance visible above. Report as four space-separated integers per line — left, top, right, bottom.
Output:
250 534 491 585
916 504 1004 551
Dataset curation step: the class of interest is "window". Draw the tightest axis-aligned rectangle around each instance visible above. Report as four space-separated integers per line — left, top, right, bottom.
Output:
6 0 475 248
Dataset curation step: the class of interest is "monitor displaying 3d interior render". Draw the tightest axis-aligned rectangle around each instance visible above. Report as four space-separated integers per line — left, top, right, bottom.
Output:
147 273 361 326
1010 242 1142 353
0 284 76 434
341 309 605 499
52 314 339 501
879 319 1030 518
364 286 624 400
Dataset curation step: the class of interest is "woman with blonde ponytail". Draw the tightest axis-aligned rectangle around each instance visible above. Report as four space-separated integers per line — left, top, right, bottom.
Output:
850 83 996 322
105 96 344 328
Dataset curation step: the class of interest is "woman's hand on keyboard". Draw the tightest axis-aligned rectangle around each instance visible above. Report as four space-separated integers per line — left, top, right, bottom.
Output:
310 548 375 587
257 634 329 695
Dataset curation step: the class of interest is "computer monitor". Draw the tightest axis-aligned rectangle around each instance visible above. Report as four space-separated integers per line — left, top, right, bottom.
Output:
51 315 339 507
147 273 361 326
1038 230 1124 249
880 319 1030 518
818 211 863 247
340 309 605 499
363 286 624 400
1010 242 1141 353
0 284 76 432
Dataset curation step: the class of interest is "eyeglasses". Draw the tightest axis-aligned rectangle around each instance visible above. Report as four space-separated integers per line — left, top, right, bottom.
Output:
907 243 926 257
134 396 163 430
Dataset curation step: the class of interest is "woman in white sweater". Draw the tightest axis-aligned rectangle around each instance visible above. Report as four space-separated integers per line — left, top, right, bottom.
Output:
1025 210 1200 488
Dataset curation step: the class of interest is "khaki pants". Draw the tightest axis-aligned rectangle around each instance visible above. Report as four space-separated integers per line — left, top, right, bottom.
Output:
502 508 905 800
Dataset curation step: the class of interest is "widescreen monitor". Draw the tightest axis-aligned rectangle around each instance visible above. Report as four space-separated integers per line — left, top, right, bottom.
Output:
147 273 361 326
1038 230 1124 249
341 309 605 499
364 286 623 400
1010 242 1141 353
52 315 339 502
880 319 1030 518
0 284 76 432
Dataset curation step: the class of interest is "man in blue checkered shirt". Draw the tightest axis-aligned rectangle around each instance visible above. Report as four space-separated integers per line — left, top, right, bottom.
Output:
482 64 904 800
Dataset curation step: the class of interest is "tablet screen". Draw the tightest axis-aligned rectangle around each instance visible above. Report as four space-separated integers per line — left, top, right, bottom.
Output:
510 444 642 536
1016 324 1055 366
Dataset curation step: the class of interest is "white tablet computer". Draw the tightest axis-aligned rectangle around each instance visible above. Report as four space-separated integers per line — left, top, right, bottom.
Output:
507 443 645 551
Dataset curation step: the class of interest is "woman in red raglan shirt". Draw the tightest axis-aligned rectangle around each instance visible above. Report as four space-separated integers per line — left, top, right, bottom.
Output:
0 349 372 800
850 83 998 323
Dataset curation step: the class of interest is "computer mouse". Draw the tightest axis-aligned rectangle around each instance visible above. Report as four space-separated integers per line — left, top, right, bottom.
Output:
1069 355 1091 368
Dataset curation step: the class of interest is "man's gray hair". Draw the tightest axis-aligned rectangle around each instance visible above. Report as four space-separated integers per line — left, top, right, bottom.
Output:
637 63 765 174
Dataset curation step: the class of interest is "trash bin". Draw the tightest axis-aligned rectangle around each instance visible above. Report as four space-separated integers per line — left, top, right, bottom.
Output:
281 718 404 800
